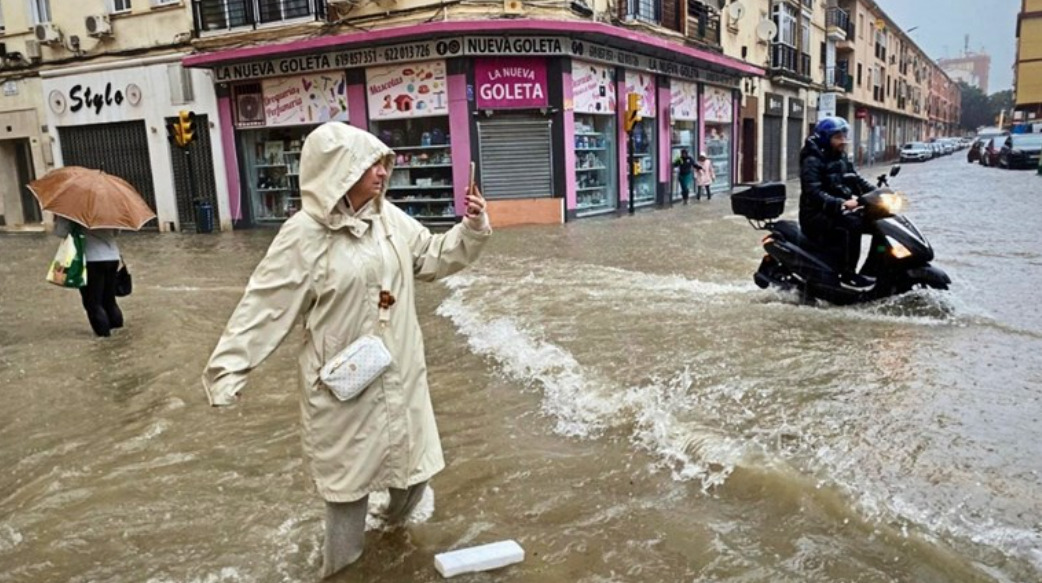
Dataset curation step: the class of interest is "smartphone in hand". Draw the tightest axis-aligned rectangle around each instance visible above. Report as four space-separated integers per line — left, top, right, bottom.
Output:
466 162 480 218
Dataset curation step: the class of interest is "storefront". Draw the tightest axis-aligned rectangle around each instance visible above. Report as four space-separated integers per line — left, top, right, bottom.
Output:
42 55 227 232
367 60 454 223
626 69 657 208
186 24 762 227
702 86 734 193
0 80 47 228
571 60 618 216
669 80 698 202
230 72 348 225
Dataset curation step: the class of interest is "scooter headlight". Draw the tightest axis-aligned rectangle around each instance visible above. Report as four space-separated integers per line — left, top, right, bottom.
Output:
879 192 906 214
887 236 913 259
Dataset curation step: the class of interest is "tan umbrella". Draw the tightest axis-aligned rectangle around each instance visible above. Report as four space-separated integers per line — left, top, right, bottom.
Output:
28 166 157 230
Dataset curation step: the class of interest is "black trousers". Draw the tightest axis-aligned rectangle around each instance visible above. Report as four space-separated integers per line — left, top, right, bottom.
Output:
79 261 124 337
807 213 866 275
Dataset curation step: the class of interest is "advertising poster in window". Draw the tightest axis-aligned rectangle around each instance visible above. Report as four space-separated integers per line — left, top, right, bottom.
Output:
670 80 698 121
572 60 616 115
367 60 448 121
702 86 733 122
624 70 656 117
475 57 548 109
262 73 348 127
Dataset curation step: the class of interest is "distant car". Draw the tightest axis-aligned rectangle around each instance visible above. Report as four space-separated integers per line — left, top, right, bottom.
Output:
980 138 1002 167
997 134 1042 169
900 142 932 162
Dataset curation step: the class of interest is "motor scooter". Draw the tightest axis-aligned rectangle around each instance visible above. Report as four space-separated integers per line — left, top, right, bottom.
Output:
731 165 950 305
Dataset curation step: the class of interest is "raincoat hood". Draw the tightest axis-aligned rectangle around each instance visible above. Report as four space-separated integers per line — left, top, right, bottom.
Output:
300 122 395 227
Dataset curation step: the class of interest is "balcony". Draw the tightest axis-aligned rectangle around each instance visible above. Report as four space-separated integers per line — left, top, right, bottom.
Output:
826 7 850 41
193 0 326 34
770 44 812 83
687 0 721 48
825 66 853 92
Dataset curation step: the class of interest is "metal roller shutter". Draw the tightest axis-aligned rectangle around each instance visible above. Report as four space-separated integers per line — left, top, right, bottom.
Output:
478 117 553 199
59 121 158 228
763 117 783 182
786 119 803 180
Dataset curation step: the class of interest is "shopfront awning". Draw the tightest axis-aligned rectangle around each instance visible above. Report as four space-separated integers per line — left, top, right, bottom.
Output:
183 19 764 87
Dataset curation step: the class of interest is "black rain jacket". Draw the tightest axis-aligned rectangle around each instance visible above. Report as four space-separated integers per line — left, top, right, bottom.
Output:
798 138 875 239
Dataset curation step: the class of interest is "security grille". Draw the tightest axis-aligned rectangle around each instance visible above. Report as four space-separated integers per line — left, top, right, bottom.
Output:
763 117 783 182
58 120 158 228
786 119 803 180
167 114 220 228
477 118 553 200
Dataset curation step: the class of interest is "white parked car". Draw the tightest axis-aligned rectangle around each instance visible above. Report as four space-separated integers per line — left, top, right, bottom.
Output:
900 142 932 162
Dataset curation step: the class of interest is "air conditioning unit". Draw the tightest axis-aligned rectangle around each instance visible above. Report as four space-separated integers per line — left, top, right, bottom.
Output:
24 39 43 61
34 22 62 45
86 15 113 38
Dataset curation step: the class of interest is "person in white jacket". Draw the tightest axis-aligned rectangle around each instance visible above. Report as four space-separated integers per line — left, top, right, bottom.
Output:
202 121 491 578
54 216 123 337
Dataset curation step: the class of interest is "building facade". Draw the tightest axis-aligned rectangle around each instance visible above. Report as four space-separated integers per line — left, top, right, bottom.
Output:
1014 0 1042 123
182 0 763 227
0 0 229 231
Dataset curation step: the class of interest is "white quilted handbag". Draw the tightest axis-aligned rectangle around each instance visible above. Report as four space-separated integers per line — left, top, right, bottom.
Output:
319 334 392 401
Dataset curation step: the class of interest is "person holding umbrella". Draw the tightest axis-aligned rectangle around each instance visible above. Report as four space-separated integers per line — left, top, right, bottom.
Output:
29 166 156 337
52 217 123 336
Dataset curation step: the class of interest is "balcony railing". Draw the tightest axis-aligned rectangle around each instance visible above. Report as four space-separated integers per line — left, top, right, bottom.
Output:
770 44 813 81
687 0 721 46
193 0 326 34
826 7 850 40
825 66 853 92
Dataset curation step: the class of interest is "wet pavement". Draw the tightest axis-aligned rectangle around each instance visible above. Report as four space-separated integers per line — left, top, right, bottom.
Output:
2 154 1041 582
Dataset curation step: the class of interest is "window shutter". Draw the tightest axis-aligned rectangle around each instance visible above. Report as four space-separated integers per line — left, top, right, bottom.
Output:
478 118 553 200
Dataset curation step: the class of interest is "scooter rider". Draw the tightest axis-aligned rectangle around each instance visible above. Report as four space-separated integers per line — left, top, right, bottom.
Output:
799 116 876 291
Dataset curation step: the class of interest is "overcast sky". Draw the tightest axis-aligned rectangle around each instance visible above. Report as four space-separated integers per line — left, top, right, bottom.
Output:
872 0 1021 93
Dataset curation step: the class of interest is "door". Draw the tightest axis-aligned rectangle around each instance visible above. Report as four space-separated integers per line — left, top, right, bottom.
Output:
16 139 41 223
763 117 783 182
741 118 757 183
786 119 804 180
59 121 158 228
477 116 553 200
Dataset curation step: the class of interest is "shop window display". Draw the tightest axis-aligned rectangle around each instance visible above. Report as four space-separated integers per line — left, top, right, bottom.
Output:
704 125 732 192
239 126 313 223
631 119 656 206
372 116 454 223
574 114 617 215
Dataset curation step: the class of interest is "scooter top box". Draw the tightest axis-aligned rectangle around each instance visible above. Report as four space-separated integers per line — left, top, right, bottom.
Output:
731 182 786 220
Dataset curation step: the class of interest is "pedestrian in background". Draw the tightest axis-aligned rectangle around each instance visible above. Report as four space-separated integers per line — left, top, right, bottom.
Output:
695 152 715 200
672 148 701 204
53 216 123 337
201 121 491 579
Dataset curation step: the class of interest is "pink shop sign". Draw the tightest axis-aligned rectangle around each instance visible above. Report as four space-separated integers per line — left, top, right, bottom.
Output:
475 58 548 109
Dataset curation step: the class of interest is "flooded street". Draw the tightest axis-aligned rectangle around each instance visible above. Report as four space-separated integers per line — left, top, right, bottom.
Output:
2 155 1042 582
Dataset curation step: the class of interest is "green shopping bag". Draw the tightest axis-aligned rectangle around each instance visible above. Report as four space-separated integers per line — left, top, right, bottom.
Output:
47 224 87 288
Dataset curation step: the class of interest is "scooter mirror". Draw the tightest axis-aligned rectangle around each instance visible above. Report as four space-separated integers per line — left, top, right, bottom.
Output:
890 164 902 177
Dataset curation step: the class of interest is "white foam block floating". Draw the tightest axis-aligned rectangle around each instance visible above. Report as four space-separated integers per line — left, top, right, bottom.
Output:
434 540 525 578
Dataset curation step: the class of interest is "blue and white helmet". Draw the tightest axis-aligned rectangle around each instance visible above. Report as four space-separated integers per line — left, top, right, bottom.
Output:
813 116 851 149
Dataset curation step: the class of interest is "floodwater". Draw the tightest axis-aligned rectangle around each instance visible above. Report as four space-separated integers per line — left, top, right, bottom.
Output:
2 154 1041 582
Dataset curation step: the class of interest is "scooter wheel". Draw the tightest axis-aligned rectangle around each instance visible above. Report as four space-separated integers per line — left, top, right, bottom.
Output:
754 272 771 289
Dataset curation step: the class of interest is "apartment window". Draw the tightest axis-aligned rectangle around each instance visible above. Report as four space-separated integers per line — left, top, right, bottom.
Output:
30 0 52 23
110 0 132 12
857 62 862 86
773 2 798 47
801 14 810 50
858 13 864 38
258 0 312 23
628 0 661 23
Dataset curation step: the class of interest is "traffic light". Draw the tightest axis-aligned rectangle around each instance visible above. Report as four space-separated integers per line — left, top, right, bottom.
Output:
624 92 642 133
177 110 195 148
167 110 196 148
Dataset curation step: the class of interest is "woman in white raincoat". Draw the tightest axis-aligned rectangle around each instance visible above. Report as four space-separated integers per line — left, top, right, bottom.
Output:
202 121 490 578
